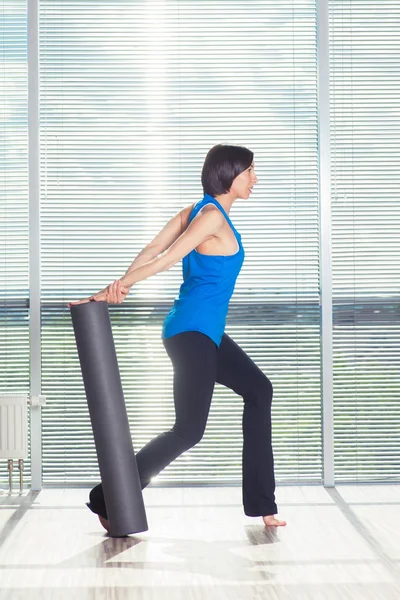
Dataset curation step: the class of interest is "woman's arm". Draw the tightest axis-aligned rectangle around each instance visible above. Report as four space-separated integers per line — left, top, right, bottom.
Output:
124 203 194 273
120 206 224 289
69 204 221 306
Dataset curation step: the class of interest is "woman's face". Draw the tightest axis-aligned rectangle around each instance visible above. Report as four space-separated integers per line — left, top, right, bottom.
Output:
230 162 258 200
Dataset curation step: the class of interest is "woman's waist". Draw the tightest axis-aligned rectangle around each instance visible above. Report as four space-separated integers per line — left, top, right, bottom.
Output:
172 293 230 313
178 278 237 300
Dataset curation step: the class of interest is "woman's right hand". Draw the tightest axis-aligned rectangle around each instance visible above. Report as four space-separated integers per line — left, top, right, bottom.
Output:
104 280 129 304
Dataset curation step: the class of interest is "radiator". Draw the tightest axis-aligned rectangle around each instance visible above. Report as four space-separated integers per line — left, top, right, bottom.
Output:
0 395 28 492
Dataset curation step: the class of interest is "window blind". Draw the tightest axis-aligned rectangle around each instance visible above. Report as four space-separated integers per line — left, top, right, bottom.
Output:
0 0 30 486
330 0 400 481
40 0 321 484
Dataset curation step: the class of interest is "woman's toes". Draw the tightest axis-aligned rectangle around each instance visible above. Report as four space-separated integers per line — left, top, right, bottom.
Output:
262 515 287 527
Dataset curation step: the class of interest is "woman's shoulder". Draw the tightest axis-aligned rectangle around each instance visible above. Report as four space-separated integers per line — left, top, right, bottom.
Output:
182 198 223 231
195 202 224 224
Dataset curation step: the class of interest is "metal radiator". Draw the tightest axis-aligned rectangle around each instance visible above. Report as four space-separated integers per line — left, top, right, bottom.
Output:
0 395 28 492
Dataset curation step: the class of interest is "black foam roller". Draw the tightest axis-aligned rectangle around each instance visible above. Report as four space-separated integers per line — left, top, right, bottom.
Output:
70 300 148 536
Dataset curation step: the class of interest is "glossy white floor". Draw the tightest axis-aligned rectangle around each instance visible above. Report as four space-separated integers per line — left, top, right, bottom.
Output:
1 485 400 600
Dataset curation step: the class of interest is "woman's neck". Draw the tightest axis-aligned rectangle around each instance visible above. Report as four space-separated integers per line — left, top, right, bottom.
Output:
213 192 237 215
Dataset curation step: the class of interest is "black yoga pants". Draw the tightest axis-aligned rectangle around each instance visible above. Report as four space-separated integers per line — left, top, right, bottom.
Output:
87 331 277 519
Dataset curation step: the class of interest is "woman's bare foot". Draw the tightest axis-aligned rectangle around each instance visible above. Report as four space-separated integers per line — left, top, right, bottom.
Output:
98 515 110 533
263 515 287 527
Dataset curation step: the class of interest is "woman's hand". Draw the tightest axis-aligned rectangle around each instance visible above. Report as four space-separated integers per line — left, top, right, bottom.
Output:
68 289 108 308
68 297 92 307
105 280 130 304
68 281 129 308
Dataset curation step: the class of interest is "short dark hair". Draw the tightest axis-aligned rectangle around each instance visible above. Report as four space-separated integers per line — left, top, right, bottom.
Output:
201 144 254 197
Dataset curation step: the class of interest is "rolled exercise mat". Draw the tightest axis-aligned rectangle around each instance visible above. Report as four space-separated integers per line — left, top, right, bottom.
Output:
70 300 148 536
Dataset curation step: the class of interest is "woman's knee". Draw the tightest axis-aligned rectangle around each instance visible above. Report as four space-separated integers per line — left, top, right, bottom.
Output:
248 374 273 405
173 422 206 450
264 376 273 400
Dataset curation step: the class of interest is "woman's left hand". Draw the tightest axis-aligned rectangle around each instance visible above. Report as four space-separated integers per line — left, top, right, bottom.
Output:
105 280 130 304
68 289 108 307
68 281 129 307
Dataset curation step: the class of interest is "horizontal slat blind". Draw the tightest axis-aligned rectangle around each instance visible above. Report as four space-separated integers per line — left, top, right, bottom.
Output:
0 0 30 487
330 1 400 481
40 0 321 484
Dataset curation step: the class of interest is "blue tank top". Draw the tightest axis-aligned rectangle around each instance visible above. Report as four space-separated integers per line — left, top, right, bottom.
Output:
162 194 245 347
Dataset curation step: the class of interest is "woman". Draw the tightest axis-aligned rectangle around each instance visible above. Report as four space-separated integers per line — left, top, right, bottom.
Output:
71 144 286 531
